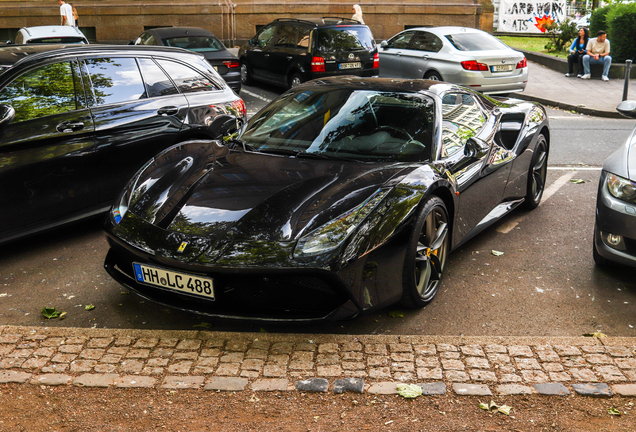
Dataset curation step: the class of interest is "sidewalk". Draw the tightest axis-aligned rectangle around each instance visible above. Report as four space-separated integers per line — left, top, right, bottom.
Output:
2 325 636 399
517 61 635 118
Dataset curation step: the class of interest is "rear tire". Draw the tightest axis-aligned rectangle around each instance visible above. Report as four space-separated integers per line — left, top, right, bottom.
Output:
424 71 442 81
240 61 253 86
400 196 450 309
523 134 548 210
289 73 303 89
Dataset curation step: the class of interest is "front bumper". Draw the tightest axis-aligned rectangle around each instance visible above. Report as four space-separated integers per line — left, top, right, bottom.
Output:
104 236 360 322
594 171 636 267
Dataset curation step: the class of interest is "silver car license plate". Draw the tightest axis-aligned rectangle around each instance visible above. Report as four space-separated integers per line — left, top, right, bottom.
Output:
491 64 514 72
133 263 214 299
339 62 361 70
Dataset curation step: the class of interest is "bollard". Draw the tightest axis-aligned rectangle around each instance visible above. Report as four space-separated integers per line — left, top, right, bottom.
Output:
624 59 633 101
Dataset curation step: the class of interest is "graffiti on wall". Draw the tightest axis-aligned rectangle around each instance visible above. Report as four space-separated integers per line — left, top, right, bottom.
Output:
498 1 567 33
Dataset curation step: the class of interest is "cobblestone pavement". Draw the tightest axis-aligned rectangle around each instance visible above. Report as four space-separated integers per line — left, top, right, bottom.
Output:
3 326 636 398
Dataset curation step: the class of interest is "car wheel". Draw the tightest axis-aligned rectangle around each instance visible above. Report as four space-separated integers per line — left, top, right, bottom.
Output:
400 196 450 309
424 71 442 81
289 73 303 89
240 62 253 85
523 134 548 210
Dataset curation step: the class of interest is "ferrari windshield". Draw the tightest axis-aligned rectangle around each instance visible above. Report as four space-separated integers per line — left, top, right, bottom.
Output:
240 88 435 162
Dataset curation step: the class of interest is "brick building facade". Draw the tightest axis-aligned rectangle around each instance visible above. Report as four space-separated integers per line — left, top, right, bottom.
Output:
0 0 494 46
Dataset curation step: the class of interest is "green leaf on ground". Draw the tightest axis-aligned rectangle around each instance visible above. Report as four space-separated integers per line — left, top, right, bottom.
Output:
41 307 61 319
570 179 586 184
491 250 505 256
192 322 211 328
608 407 621 416
396 383 422 398
84 304 95 311
582 332 607 338
498 405 512 415
388 311 404 318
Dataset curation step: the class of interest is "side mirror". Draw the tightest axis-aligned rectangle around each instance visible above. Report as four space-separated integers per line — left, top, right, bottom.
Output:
464 137 483 159
380 40 388 49
0 104 15 128
617 100 636 119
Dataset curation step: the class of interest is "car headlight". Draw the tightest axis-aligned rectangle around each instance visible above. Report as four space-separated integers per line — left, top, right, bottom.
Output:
607 173 636 203
294 188 389 257
110 158 155 225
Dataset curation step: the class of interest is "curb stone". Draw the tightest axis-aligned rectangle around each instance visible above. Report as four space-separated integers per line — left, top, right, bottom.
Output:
2 326 636 399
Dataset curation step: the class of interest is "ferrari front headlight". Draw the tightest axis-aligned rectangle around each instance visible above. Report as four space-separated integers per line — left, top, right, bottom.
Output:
607 173 636 203
294 189 389 257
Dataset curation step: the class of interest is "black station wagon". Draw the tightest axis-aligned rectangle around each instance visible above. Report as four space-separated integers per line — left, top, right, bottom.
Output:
0 44 246 244
239 17 379 89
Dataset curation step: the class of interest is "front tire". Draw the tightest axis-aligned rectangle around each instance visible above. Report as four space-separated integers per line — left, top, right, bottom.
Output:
400 196 450 309
523 134 548 210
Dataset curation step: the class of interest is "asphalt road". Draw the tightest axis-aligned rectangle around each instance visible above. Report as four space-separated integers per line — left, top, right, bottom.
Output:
1 84 635 338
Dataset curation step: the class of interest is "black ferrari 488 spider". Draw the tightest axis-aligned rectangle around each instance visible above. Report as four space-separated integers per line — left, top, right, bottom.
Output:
104 76 549 321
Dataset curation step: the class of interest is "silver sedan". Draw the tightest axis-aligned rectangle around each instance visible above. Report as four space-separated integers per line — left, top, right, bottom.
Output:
379 26 528 95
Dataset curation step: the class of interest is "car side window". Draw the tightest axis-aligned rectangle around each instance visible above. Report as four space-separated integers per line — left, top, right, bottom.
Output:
274 24 298 48
0 61 79 123
256 25 277 48
387 31 414 49
84 57 146 105
137 58 179 98
409 32 443 53
297 27 311 49
441 93 487 157
156 59 220 93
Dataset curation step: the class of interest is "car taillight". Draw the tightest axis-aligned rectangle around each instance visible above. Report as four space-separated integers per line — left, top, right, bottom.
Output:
373 53 379 69
230 99 247 118
516 58 527 69
460 60 488 71
223 60 240 69
311 56 325 73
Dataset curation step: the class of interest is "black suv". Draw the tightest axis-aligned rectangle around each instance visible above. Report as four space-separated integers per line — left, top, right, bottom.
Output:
239 17 378 89
0 44 246 243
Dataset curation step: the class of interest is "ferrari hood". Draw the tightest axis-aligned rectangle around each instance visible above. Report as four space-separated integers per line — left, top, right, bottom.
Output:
130 147 412 242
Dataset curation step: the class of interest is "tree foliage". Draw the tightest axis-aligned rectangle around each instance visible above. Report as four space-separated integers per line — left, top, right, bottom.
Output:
544 19 579 52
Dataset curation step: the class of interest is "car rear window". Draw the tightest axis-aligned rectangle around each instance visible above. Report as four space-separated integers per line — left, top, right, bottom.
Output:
28 37 87 44
315 27 376 53
444 32 509 51
162 36 225 53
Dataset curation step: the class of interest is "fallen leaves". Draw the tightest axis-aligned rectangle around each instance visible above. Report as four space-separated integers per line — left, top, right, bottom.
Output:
582 332 607 338
396 383 422 398
479 400 512 416
41 307 63 319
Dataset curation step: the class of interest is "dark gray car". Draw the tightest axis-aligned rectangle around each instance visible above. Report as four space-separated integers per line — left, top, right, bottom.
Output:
133 27 241 94
593 100 636 267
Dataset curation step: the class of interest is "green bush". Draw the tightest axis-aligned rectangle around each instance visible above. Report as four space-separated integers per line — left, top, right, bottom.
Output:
589 5 611 35
543 19 579 52
606 2 636 63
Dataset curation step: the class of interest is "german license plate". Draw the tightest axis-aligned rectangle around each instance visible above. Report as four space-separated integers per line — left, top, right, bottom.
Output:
133 263 214 299
491 64 513 72
339 62 361 70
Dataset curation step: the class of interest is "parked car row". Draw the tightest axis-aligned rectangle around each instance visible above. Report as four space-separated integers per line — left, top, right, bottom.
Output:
1 16 632 323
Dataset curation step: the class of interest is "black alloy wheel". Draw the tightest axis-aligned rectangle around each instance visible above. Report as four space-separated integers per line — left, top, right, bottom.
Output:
289 72 303 89
400 196 450 308
523 134 548 210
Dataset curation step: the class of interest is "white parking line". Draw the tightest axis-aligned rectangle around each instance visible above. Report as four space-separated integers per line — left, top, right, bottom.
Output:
241 89 272 103
496 171 577 234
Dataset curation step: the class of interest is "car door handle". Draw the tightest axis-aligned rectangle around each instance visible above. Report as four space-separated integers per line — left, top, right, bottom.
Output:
287 56 293 61
56 121 84 133
157 106 179 116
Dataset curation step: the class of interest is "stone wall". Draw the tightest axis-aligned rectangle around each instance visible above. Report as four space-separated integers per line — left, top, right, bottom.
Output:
0 0 494 46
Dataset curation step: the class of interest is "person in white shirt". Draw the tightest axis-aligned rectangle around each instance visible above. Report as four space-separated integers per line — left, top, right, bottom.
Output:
58 0 75 27
580 30 612 81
